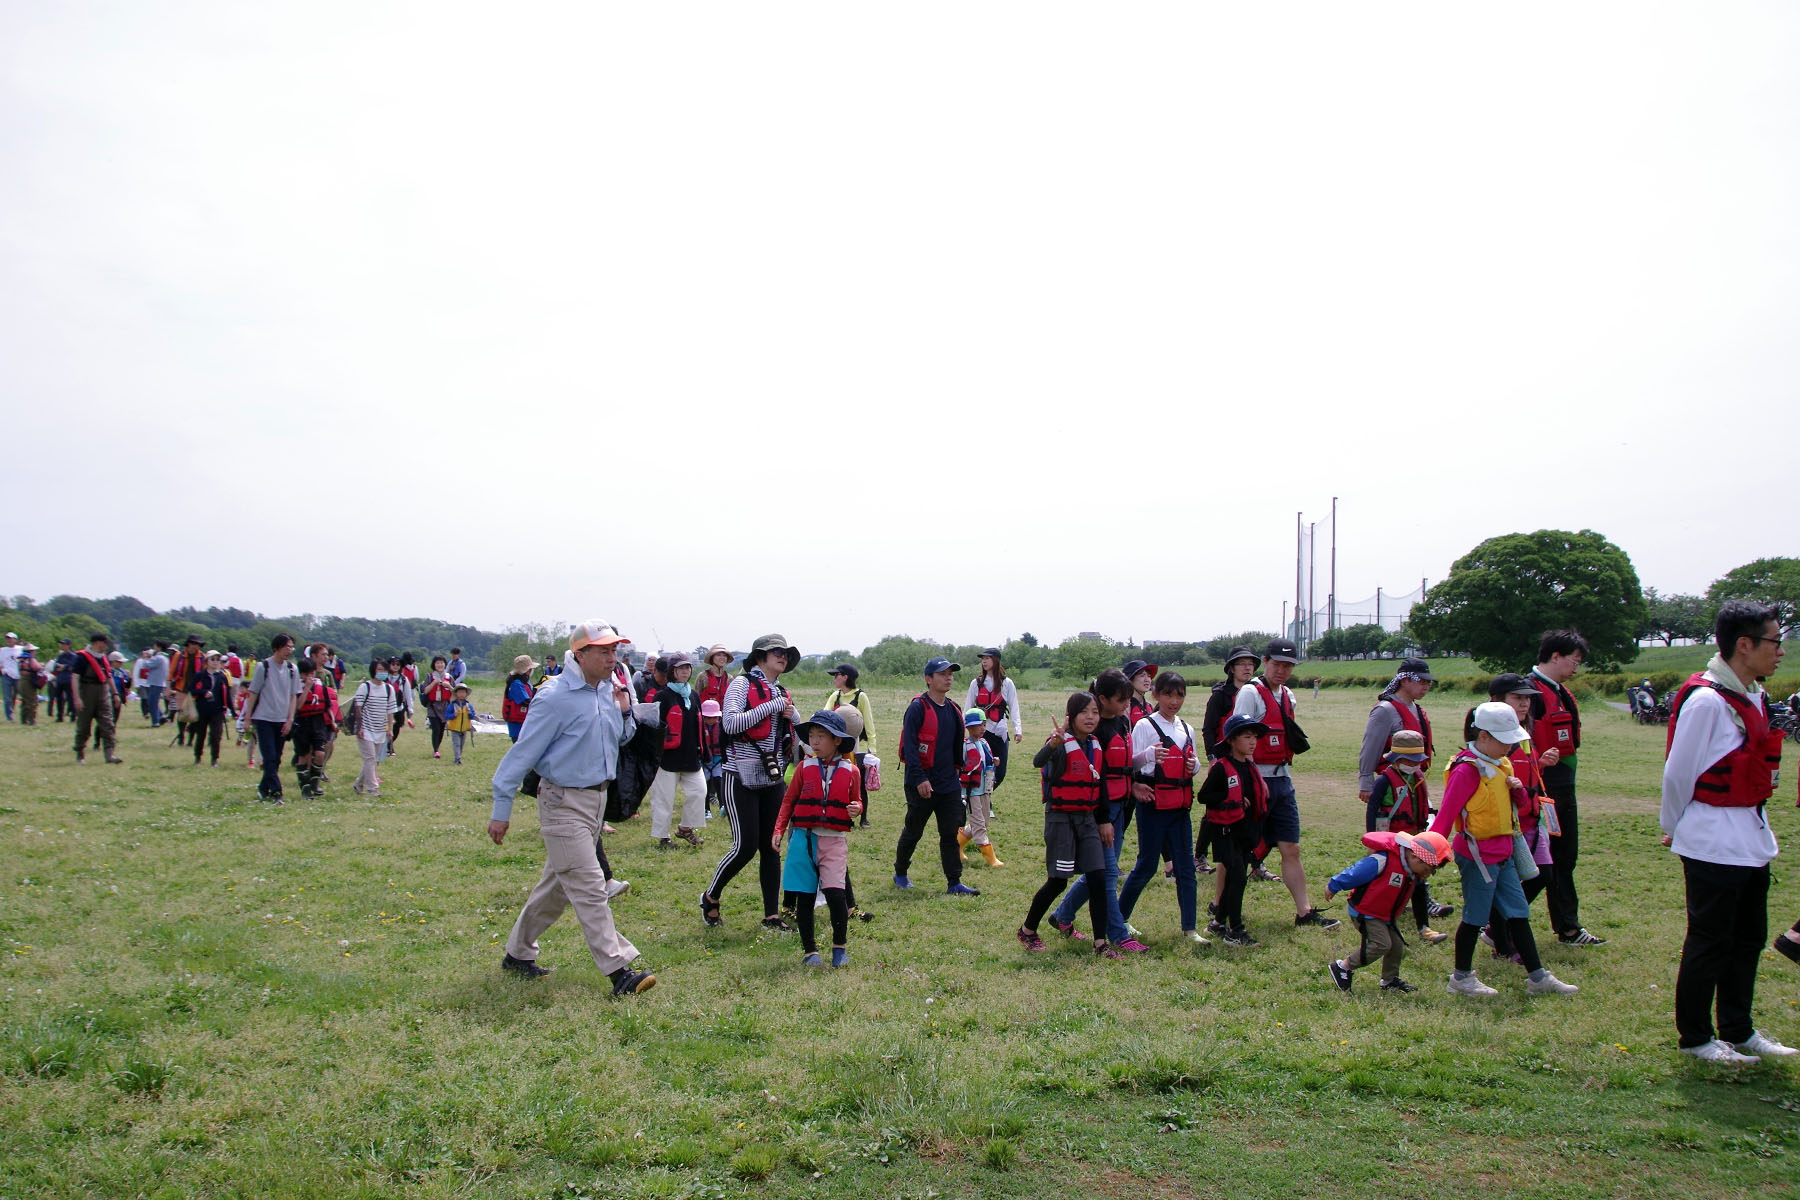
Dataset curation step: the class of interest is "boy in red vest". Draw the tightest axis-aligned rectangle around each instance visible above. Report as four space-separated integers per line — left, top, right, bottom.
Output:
1198 714 1271 946
773 710 864 967
894 658 979 896
956 708 1002 867
1364 728 1449 944
290 658 334 797
1325 830 1452 993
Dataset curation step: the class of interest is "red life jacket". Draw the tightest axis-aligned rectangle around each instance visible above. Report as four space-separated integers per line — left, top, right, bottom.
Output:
78 650 110 686
662 698 688 752
170 651 202 691
423 678 455 704
959 738 987 787
1529 674 1579 757
1507 741 1543 828
1204 756 1268 825
1375 766 1430 834
1129 696 1152 727
910 694 961 769
1347 831 1416 924
1045 736 1103 813
502 677 533 724
790 759 859 832
701 716 722 758
1381 697 1435 763
975 678 1008 725
1102 727 1133 802
297 681 332 717
1250 681 1295 766
1139 714 1198 810
1667 673 1783 809
699 669 731 711
738 674 781 743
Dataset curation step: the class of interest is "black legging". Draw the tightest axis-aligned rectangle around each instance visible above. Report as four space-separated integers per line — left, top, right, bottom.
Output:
1026 870 1110 940
1488 869 1552 955
1209 824 1254 929
1457 916 1542 973
427 706 446 753
706 772 783 916
191 711 225 764
984 731 1011 788
789 887 850 955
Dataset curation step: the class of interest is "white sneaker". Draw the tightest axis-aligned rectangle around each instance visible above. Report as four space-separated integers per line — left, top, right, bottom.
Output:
1185 930 1210 945
1446 973 1499 997
604 878 630 899
1526 971 1578 995
1736 1030 1798 1057
1683 1038 1760 1065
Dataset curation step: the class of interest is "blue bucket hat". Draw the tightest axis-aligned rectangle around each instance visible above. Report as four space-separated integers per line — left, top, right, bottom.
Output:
1212 714 1269 756
795 708 855 754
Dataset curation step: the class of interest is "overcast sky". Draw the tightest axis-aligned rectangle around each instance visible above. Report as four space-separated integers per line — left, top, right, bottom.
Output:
5 4 1795 656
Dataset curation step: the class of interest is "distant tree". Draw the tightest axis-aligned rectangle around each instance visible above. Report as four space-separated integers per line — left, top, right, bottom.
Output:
1202 632 1281 661
1407 529 1646 671
1341 623 1386 658
1308 628 1346 659
859 635 945 678
1378 632 1412 657
1053 634 1117 683
1640 588 1711 647
1017 631 1038 647
1706 557 1800 631
121 615 208 650
1002 637 1050 669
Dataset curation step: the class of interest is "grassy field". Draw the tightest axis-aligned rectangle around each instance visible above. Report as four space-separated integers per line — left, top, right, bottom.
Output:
6 678 1800 1198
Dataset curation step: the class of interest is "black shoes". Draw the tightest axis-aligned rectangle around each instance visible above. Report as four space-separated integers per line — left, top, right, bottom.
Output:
501 953 550 978
611 967 656 996
1295 908 1341 930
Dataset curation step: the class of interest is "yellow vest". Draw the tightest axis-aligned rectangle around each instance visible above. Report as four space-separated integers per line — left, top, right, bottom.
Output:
1444 750 1518 841
445 702 474 733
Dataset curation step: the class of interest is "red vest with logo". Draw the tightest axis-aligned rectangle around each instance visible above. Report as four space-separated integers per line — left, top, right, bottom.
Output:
959 738 987 787
791 760 859 832
502 677 533 724
1382 697 1434 763
910 695 961 769
1348 831 1416 923
1529 674 1579 757
975 678 1008 725
1205 756 1268 825
1667 673 1783 809
1102 726 1133 802
1375 766 1430 834
663 699 688 752
1251 681 1295 766
1045 736 1103 813
1139 715 1198 809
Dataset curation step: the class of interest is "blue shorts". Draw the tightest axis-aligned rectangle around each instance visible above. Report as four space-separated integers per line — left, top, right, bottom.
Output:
1263 775 1300 845
1453 852 1528 924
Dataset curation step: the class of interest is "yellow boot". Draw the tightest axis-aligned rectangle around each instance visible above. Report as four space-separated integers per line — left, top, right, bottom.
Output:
980 842 1005 868
956 829 971 861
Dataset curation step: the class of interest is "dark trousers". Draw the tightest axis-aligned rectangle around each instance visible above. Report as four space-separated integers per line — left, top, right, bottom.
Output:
428 709 446 752
706 773 783 916
1544 782 1582 935
254 720 287 797
192 711 225 763
983 731 1010 788
1027 870 1110 940
792 887 850 954
1119 803 1198 931
894 782 965 885
1211 824 1251 928
52 678 73 721
1676 856 1769 1049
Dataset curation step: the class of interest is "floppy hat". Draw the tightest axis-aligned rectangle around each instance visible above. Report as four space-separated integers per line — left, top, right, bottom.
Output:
704 644 733 667
749 633 800 671
1121 659 1160 681
963 708 986 728
1471 701 1529 744
924 657 961 677
836 707 865 742
1223 645 1261 670
795 708 850 743
1263 638 1300 665
452 681 470 694
700 699 723 717
570 620 630 652
1212 713 1269 755
1383 728 1427 762
1398 831 1452 867
511 654 537 674
107 650 126 663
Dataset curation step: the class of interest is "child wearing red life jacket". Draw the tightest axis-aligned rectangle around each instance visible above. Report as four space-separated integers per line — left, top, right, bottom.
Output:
700 699 725 814
1197 714 1272 947
1046 670 1147 952
1363 728 1450 945
234 679 256 766
1116 672 1206 945
956 708 1002 867
772 710 865 968
1325 830 1452 994
290 659 335 798
1017 692 1121 959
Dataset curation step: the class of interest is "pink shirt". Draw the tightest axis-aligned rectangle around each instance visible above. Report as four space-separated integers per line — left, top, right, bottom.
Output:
1429 760 1515 864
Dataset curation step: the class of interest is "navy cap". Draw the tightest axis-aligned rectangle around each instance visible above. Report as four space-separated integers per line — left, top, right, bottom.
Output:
924 657 962 676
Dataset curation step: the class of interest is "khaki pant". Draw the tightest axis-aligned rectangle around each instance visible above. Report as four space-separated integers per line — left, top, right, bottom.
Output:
18 676 38 724
1342 914 1406 980
504 782 639 974
963 789 993 845
73 683 116 758
647 768 706 839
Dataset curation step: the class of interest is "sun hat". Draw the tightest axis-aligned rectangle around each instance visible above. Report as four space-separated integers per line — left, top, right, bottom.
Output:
107 650 126 663
1397 830 1452 867
570 620 630 652
1383 728 1427 762
795 708 852 750
1121 659 1160 682
1262 638 1300 665
1487 672 1538 698
704 644 733 667
511 654 537 674
1212 713 1269 755
1471 701 1529 744
452 681 470 694
963 708 986 728
700 699 723 717
836 707 865 742
748 633 800 671
1223 645 1261 671
923 657 961 677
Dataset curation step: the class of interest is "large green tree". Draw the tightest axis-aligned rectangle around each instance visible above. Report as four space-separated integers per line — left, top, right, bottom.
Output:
1706 557 1800 631
1407 529 1646 671
1052 635 1117 683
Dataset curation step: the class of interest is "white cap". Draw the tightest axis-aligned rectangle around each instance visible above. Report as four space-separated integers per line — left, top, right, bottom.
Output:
4 632 17 639
1471 701 1529 745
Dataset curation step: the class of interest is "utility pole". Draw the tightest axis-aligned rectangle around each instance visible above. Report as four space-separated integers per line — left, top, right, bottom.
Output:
1308 521 1317 647
1329 496 1338 633
1294 512 1303 652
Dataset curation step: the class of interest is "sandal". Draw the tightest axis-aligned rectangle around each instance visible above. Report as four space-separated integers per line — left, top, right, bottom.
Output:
699 892 723 928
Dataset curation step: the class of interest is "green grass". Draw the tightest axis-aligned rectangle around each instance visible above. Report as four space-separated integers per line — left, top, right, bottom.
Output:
5 681 1800 1197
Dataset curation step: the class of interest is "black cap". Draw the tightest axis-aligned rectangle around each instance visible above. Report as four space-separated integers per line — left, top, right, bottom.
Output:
981 647 1002 658
831 663 859 684
1396 657 1434 681
1263 638 1300 664
1121 659 1160 681
1488 672 1538 698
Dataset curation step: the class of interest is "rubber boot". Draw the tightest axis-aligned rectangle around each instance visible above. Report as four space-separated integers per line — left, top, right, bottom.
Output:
956 829 971 861
980 842 1005 868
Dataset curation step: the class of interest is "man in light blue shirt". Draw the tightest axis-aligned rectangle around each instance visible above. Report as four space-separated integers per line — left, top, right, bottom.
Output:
487 620 656 996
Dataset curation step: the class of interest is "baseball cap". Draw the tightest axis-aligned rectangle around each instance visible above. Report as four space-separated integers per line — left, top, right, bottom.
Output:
570 620 630 652
1471 701 1529 744
924 657 961 677
1398 831 1452 867
981 646 1002 658
831 663 859 683
1487 672 1538 698
1263 638 1300 664
1395 657 1434 681
963 708 986 727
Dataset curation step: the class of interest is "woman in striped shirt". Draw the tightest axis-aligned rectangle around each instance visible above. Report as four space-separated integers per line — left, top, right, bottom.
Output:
351 660 400 796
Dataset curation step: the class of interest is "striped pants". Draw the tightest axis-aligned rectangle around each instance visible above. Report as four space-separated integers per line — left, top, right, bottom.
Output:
704 772 783 917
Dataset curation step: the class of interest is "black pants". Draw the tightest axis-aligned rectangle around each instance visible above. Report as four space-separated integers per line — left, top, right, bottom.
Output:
1027 870 1110 940
428 708 446 752
191 711 225 763
1544 782 1582 935
983 732 1010 788
1676 856 1769 1049
706 773 783 916
52 679 73 721
1210 825 1251 928
254 720 287 798
895 782 965 885
790 887 850 954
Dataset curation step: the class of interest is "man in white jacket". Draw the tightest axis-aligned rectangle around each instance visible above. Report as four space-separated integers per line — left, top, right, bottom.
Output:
1661 600 1792 1064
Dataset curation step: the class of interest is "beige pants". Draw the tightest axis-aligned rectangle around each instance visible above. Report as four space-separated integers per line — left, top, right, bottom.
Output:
504 781 639 974
648 768 707 839
963 789 992 845
1342 914 1406 980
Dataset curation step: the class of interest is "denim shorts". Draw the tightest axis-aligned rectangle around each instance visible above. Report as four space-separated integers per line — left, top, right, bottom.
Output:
1454 852 1529 923
1263 775 1300 845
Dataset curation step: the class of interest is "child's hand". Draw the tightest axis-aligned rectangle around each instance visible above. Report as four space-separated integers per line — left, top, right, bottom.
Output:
1047 717 1065 742
1153 743 1168 764
847 800 863 819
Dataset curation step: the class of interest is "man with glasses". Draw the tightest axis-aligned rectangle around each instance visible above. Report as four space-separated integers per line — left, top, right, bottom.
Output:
488 620 656 996
1662 601 1791 1064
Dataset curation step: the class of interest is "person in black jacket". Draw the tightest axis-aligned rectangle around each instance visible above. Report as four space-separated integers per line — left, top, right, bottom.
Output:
1198 646 1260 882
1017 691 1118 957
648 652 706 848
188 650 232 766
894 658 979 896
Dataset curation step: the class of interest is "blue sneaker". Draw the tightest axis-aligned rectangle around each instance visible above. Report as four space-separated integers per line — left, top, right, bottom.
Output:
946 882 982 897
893 874 912 889
802 952 823 968
831 947 849 968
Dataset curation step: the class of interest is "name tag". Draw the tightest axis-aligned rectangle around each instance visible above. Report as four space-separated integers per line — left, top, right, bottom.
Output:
1388 872 1406 888
1268 734 1282 747
1556 729 1571 745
